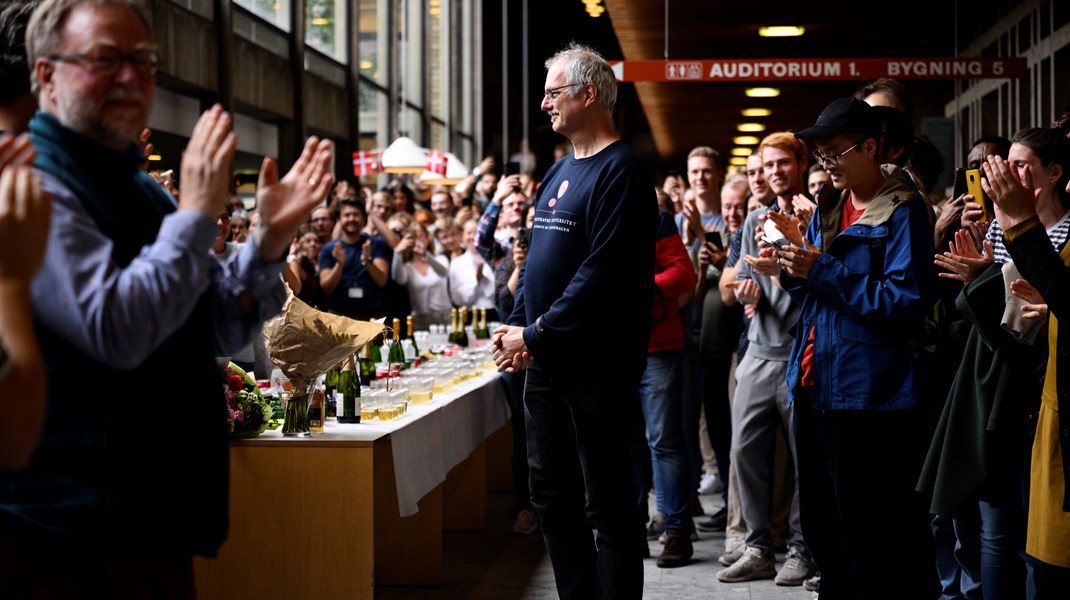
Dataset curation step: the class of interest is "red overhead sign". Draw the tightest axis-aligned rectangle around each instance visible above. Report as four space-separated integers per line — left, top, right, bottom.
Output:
608 58 1027 82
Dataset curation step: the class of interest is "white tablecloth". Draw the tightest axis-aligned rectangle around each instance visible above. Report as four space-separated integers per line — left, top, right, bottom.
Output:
252 369 511 517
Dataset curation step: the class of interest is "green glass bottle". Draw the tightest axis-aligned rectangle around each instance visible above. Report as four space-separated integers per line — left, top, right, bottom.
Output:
388 318 405 365
337 355 361 423
405 315 419 366
324 362 340 397
475 307 490 340
358 344 376 387
457 306 470 348
448 307 459 345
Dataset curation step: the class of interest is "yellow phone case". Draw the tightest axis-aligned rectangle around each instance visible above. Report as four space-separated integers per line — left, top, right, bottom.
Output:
965 168 988 223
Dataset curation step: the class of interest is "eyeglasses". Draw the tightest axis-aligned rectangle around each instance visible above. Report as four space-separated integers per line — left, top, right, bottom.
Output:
812 143 859 170
543 83 582 101
49 44 159 79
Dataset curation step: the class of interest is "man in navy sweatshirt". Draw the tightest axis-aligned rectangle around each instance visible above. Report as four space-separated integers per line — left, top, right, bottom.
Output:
492 42 657 599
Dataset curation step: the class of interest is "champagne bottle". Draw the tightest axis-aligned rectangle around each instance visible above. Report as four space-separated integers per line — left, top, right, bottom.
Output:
324 362 339 397
405 315 420 366
388 318 405 366
448 307 460 345
475 307 490 340
337 354 361 423
457 306 470 348
358 344 376 387
309 387 325 432
370 336 383 365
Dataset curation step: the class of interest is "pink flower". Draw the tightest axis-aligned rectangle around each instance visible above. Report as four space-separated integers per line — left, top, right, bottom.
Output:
228 374 243 393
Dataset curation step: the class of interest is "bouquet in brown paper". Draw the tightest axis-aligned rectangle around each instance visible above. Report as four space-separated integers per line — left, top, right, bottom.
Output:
262 292 384 435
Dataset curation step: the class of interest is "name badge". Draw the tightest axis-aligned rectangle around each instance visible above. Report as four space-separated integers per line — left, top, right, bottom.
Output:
348 287 364 299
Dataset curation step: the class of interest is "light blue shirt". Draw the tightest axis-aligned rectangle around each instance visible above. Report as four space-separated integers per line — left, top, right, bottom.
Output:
30 169 286 369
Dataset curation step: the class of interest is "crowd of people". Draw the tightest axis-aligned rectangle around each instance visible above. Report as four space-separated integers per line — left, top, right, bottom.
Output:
0 1 1068 599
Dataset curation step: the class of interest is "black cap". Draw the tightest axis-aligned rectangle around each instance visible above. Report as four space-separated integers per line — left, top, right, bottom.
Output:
795 97 882 142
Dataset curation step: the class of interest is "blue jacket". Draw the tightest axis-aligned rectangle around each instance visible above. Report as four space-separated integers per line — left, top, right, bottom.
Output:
782 166 938 410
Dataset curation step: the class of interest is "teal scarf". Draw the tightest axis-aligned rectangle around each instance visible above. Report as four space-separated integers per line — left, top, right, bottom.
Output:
29 111 176 265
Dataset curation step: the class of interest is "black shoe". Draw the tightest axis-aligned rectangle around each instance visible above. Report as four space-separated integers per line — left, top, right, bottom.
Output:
695 506 727 532
656 529 694 568
692 493 706 516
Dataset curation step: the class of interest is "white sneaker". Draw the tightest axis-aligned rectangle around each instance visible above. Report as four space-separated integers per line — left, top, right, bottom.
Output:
716 546 775 582
724 535 745 554
698 473 723 495
775 546 817 586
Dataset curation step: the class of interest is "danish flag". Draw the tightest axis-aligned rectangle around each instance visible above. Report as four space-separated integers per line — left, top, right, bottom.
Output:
352 150 382 176
426 149 448 176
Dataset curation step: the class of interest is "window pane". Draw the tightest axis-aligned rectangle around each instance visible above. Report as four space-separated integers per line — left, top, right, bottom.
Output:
306 0 346 62
428 0 444 120
234 0 290 32
358 0 384 85
359 81 387 149
398 0 422 108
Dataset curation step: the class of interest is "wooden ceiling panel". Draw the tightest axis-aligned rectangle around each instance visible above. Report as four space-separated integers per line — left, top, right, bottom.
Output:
601 0 958 169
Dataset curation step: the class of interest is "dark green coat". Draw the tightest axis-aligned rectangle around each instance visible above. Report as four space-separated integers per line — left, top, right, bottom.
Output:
918 262 1044 515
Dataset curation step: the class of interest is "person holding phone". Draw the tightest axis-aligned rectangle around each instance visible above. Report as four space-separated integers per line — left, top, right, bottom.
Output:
778 97 940 598
923 125 1070 600
693 175 747 536
676 146 726 254
981 139 1070 598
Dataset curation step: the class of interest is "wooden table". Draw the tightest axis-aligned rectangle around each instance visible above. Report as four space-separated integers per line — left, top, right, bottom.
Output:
193 368 510 599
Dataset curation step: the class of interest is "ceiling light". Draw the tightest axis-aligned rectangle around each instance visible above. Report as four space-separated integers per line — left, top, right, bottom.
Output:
730 148 751 157
737 123 766 133
360 60 374 70
380 136 428 174
741 108 771 117
148 154 162 161
733 136 761 145
310 17 330 26
745 87 780 98
587 6 605 16
729 157 748 166
758 26 805 37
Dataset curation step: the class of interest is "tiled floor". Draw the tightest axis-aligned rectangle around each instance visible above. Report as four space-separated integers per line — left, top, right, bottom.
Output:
376 490 818 600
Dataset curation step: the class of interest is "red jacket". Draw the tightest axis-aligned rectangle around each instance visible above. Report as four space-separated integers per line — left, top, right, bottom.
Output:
649 209 696 353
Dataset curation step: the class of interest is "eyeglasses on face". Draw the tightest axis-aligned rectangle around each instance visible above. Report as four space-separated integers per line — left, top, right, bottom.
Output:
812 143 860 170
49 44 159 78
543 83 583 101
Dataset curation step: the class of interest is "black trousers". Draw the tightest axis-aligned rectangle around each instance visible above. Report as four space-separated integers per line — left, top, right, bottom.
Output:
501 370 531 516
524 362 644 600
793 393 940 600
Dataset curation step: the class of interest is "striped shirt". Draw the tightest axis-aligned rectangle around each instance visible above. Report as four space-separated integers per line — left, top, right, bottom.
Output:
986 209 1070 263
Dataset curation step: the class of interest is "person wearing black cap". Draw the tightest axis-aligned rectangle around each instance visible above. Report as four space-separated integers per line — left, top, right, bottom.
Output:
768 97 941 600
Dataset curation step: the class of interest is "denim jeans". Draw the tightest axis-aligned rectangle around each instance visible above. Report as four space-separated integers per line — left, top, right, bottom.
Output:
978 499 1026 600
636 351 691 532
931 509 982 600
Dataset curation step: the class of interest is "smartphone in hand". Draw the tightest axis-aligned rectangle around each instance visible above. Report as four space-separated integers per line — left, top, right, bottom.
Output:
953 167 967 199
965 168 989 223
705 230 724 251
760 218 789 248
